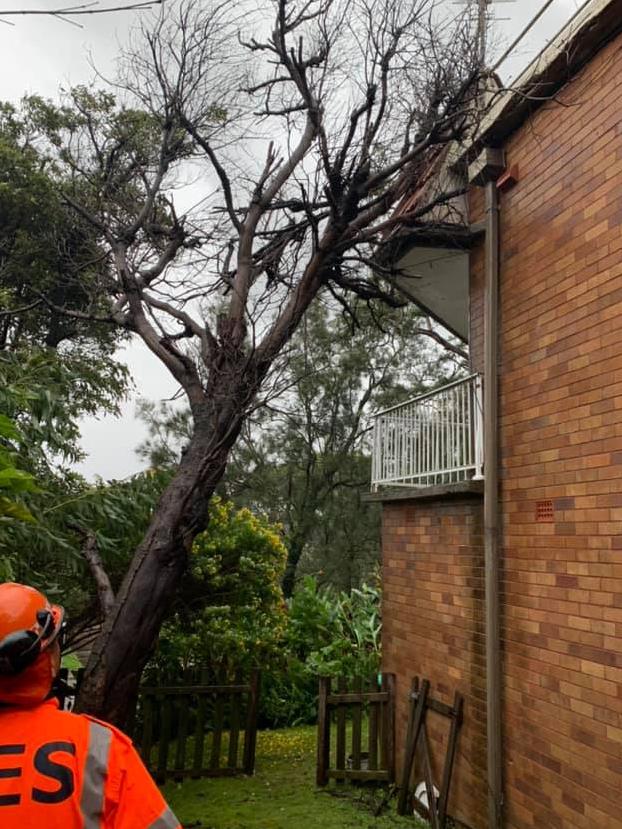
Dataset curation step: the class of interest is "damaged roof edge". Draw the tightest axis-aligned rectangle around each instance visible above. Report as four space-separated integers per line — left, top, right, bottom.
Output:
466 0 622 155
375 221 481 266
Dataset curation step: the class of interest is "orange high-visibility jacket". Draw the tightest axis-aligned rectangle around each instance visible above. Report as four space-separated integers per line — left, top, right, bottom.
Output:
0 698 181 829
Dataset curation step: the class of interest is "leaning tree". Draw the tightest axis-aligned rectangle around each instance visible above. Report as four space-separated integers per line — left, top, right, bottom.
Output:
22 0 486 724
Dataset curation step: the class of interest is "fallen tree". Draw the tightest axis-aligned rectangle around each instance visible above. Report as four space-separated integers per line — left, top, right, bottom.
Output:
22 0 486 724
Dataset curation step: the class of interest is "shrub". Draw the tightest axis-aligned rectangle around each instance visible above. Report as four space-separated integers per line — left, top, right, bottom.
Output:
261 576 381 727
147 510 382 729
148 497 288 681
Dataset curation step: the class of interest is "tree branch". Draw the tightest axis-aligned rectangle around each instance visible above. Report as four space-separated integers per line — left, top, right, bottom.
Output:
79 529 115 618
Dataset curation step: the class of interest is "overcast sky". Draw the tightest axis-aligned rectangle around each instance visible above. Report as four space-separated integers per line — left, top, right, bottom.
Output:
0 0 585 480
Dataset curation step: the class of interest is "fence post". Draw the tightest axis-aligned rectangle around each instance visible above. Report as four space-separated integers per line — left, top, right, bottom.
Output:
140 694 155 770
316 676 331 786
336 676 347 783
382 672 396 783
157 694 173 783
228 668 243 771
192 667 209 777
243 669 261 775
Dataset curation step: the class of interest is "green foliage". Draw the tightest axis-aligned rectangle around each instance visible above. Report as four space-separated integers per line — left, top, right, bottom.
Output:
304 581 382 680
149 498 288 679
0 414 39 578
60 652 83 671
0 349 128 471
4 469 170 625
0 98 125 354
147 510 381 728
261 576 382 728
0 414 38 528
0 345 159 623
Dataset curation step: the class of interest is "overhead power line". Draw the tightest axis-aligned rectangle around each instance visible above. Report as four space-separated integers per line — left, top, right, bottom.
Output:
0 0 162 27
492 0 593 73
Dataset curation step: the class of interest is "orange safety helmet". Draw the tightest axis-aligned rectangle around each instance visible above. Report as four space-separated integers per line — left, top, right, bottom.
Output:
0 582 65 706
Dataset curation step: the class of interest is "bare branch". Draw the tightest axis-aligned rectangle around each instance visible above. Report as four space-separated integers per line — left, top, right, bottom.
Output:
112 244 206 408
180 117 242 232
0 300 42 317
30 290 127 327
78 529 116 618
0 0 162 21
142 291 216 364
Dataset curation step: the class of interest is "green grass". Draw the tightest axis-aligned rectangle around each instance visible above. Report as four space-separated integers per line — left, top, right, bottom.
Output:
163 725 423 829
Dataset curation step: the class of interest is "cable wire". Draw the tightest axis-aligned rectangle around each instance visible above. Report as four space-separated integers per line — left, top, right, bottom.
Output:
492 0 592 73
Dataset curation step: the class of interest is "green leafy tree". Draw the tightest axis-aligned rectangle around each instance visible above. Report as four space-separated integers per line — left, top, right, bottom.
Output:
138 301 463 594
0 349 128 474
0 101 135 610
238 302 461 594
3 470 171 651
0 351 148 635
0 99 124 355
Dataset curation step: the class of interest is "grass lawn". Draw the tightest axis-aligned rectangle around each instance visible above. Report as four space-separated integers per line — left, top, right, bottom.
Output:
163 725 423 829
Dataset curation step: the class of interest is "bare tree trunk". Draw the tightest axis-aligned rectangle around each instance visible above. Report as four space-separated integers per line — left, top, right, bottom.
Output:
75 403 243 726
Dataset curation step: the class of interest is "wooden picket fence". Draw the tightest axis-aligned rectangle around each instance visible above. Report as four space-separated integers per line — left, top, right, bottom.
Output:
316 673 395 786
137 669 261 783
54 667 261 783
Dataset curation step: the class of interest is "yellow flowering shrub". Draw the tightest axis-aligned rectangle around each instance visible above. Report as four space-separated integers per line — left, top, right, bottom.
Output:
151 497 288 678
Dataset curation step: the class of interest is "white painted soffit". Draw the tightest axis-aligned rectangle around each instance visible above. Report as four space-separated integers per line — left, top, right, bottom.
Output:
395 246 469 341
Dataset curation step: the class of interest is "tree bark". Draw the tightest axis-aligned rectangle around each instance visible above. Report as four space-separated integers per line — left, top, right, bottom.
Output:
80 530 115 617
282 536 305 598
75 401 243 727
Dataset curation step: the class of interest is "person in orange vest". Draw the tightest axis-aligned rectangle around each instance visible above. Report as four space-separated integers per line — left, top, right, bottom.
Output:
0 582 181 829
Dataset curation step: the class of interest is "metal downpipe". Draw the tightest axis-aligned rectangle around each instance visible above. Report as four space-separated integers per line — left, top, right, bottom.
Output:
484 179 503 829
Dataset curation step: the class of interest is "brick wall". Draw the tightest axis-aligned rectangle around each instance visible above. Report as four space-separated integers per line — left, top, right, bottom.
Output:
383 25 622 829
381 496 487 829
495 28 622 829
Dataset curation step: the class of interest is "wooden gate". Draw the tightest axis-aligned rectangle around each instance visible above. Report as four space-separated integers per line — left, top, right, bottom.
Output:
137 669 261 782
316 673 395 786
397 677 464 828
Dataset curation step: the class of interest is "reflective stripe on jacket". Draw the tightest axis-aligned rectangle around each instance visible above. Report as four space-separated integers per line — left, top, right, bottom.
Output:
0 698 181 829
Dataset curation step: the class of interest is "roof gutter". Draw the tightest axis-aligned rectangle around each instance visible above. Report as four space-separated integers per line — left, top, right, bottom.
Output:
455 0 622 166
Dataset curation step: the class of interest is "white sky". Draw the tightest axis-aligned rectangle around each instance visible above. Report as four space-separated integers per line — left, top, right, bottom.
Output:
0 0 584 480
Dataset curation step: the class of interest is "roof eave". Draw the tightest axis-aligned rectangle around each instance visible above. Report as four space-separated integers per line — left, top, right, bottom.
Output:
471 0 622 154
376 221 483 268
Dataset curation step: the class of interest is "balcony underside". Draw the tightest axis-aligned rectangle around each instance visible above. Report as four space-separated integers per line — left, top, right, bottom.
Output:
364 479 483 503
377 221 482 341
394 245 469 340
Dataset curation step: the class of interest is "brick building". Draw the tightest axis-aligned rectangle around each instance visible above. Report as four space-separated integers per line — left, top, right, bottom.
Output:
370 2 622 827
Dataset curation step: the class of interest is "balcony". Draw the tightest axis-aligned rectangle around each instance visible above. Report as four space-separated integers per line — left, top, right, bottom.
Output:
371 375 484 491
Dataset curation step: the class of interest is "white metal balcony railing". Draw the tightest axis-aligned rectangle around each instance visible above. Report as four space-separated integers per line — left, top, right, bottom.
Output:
371 374 484 490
